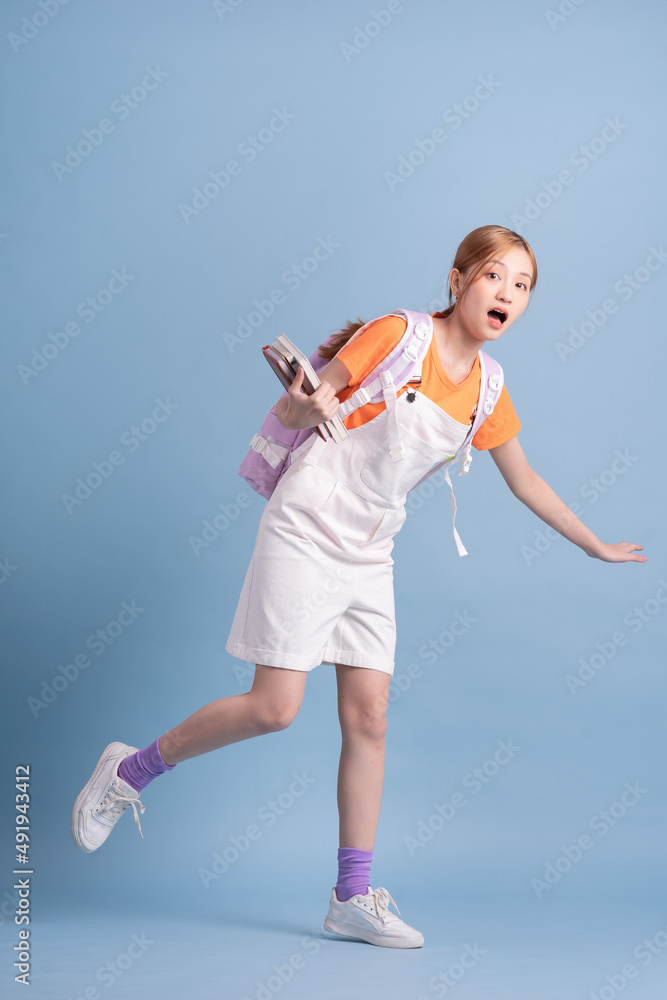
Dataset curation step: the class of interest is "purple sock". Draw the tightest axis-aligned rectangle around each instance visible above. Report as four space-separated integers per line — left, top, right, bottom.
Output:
335 847 373 902
117 737 175 793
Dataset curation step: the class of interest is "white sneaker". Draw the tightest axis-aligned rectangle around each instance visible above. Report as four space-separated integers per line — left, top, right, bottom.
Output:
71 742 145 853
323 884 424 948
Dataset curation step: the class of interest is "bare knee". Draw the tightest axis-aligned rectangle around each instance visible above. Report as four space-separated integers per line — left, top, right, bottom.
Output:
340 704 387 741
250 664 306 733
252 696 302 733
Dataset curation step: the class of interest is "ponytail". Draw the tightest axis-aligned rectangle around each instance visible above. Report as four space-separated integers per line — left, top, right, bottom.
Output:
316 317 367 361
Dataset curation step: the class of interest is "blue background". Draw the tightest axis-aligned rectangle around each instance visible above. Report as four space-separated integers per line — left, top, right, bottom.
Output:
1 1 666 997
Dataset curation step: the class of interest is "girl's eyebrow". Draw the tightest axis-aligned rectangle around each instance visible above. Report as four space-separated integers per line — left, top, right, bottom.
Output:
487 259 532 280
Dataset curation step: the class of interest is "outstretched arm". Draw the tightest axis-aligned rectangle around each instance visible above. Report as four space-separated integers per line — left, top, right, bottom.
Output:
488 436 646 563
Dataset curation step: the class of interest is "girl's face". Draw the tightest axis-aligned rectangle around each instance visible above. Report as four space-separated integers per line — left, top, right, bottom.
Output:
452 246 534 342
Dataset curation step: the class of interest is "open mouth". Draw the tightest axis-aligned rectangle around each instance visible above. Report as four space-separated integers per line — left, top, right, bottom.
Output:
487 308 507 325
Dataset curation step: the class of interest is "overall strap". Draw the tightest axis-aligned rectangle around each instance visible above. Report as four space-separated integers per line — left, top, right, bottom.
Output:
380 370 405 461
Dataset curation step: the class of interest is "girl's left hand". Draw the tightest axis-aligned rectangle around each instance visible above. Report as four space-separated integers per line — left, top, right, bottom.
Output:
593 541 647 563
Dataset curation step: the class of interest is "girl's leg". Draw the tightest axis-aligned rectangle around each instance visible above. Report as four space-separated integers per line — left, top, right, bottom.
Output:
325 663 424 946
334 663 390 850
158 664 308 765
71 665 307 854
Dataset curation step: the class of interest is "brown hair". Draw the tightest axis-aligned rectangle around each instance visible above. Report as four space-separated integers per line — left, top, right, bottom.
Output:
316 225 537 361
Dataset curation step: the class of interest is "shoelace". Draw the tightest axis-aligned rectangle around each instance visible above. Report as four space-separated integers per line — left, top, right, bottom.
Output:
100 781 145 838
368 886 401 922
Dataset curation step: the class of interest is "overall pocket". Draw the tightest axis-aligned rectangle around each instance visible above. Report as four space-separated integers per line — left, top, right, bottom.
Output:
360 427 455 503
359 393 463 503
277 460 338 516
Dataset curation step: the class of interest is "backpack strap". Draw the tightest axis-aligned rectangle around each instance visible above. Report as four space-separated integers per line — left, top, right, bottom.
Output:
456 350 504 478
337 309 433 461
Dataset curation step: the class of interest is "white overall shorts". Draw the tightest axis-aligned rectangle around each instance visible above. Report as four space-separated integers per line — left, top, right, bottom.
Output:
225 376 474 676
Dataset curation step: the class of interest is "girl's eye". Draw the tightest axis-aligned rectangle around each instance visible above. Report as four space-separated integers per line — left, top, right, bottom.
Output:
488 271 528 290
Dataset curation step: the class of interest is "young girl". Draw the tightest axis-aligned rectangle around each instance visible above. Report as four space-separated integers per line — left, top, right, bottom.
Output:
71 225 645 949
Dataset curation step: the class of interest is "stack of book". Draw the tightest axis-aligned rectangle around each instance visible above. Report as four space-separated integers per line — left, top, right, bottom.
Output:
262 333 348 443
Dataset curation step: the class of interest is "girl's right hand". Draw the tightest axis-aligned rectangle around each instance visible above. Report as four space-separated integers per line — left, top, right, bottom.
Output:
282 366 340 430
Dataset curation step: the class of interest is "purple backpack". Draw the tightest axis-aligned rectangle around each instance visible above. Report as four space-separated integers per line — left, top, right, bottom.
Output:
238 310 504 520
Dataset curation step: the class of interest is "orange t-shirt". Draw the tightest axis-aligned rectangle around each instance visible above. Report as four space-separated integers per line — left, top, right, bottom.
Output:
334 314 521 450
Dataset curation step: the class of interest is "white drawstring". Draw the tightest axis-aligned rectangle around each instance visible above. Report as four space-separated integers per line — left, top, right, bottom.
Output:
444 464 468 557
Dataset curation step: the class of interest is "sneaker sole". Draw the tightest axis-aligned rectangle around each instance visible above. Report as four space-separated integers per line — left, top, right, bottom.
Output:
70 741 136 853
323 914 424 949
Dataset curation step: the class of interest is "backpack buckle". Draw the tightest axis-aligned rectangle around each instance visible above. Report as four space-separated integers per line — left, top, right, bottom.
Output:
249 433 289 470
488 373 502 392
414 320 430 340
484 397 495 415
403 343 419 363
